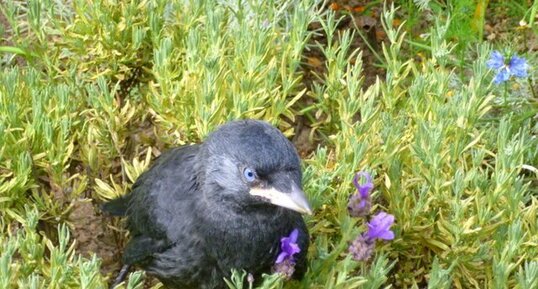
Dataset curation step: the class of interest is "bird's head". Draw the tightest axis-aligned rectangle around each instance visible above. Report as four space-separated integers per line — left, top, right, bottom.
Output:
197 120 312 215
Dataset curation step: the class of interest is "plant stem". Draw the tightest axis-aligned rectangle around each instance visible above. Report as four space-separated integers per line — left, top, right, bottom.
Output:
528 77 536 99
503 81 508 105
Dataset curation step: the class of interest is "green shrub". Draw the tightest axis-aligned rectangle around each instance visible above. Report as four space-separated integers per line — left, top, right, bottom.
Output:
1 0 537 288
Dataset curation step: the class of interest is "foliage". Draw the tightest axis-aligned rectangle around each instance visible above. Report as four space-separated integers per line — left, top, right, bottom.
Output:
0 206 106 288
1 0 537 288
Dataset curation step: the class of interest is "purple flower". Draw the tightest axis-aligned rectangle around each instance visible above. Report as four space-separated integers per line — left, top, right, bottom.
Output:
275 229 300 264
348 211 395 262
487 50 529 84
348 234 375 261
366 212 395 241
353 172 374 197
273 229 301 279
348 172 373 217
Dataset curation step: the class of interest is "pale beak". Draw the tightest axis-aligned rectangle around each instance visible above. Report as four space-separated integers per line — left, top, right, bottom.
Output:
249 183 313 215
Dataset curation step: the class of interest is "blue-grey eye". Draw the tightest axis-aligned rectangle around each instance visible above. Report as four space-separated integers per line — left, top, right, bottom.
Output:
243 168 256 182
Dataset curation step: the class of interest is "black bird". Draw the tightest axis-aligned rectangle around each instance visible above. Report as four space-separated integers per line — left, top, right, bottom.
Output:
103 120 312 289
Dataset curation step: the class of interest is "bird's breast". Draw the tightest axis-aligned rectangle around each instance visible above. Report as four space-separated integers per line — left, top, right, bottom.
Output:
202 210 291 274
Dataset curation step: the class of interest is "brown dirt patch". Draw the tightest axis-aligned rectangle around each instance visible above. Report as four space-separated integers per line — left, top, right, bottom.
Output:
69 199 122 279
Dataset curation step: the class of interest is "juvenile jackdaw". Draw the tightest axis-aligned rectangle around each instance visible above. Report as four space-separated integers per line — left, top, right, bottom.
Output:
103 119 312 289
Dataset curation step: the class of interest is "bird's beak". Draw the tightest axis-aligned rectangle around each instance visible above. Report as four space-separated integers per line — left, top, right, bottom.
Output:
249 183 313 215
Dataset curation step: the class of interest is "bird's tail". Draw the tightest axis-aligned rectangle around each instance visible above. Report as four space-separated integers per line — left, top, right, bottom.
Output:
101 194 132 216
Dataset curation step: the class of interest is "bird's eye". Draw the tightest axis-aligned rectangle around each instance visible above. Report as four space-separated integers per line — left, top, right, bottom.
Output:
243 168 256 182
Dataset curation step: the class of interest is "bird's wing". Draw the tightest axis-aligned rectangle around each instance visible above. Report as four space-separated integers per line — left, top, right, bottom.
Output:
104 145 201 264
126 145 200 238
100 146 185 217
122 235 172 265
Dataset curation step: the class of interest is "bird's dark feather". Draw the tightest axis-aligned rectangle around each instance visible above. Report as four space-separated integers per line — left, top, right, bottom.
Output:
101 194 131 216
122 235 171 265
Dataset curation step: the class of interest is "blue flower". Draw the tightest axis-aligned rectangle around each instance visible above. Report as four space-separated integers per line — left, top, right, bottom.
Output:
348 172 373 217
487 50 529 84
509 56 529 78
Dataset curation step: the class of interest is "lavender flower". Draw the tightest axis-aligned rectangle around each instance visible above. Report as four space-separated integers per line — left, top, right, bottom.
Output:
348 172 373 217
487 50 529 84
275 229 300 263
348 211 395 262
273 229 301 279
366 212 395 241
348 234 375 261
272 258 296 279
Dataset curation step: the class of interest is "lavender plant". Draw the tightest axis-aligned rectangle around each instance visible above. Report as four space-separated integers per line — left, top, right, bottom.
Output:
0 1 537 289
347 172 395 262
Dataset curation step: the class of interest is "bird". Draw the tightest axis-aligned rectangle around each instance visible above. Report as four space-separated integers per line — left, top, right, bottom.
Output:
102 119 312 289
